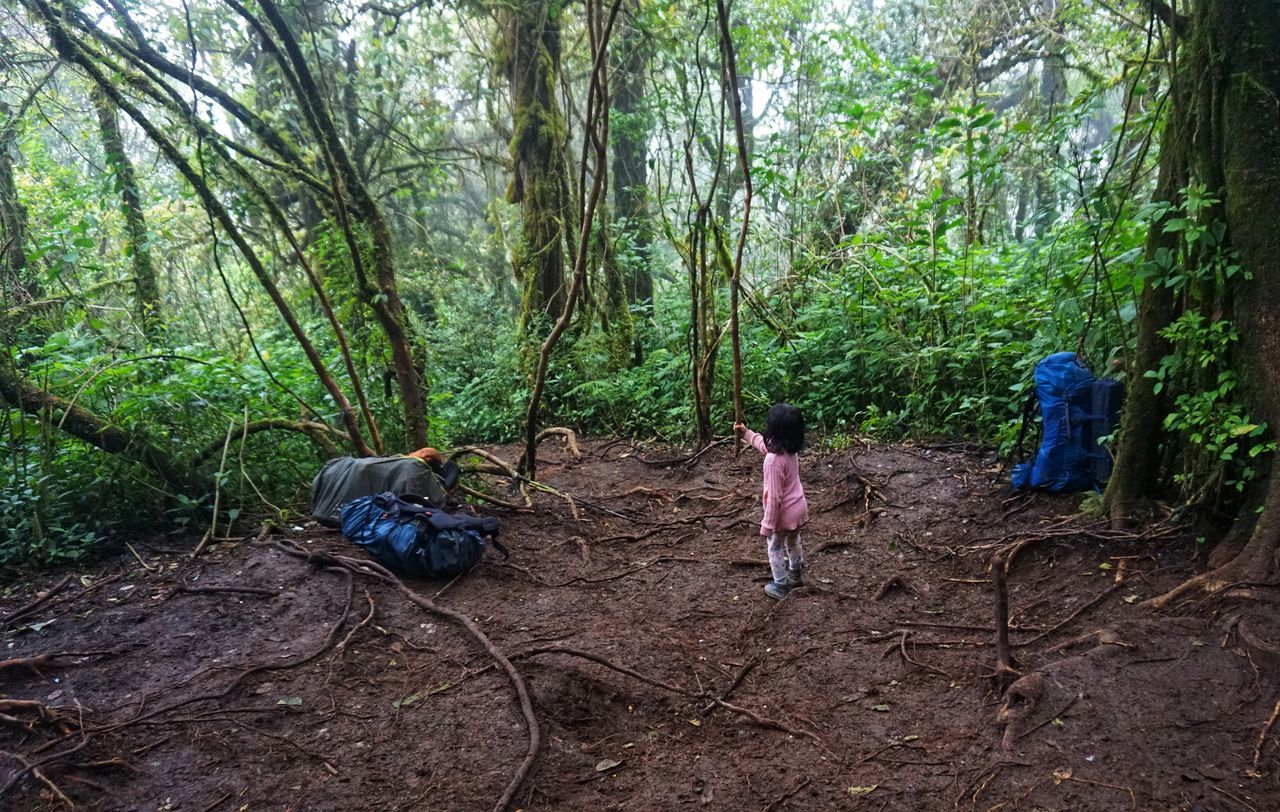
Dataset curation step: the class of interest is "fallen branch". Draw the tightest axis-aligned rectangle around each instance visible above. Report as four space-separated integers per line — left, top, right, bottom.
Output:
458 484 533 512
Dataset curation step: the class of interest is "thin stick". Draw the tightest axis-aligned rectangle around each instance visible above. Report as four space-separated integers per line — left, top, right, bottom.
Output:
458 484 533 512
1014 582 1125 648
193 417 236 558
1017 694 1080 740
125 542 157 573
1253 695 1280 769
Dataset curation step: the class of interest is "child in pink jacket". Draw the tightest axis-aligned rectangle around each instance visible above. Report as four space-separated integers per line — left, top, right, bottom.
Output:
734 403 809 599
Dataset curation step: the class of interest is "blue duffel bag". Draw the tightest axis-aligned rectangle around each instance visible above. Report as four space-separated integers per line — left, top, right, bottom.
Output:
340 492 506 578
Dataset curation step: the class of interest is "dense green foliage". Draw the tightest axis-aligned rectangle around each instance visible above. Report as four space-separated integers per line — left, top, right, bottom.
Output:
3 0 1262 568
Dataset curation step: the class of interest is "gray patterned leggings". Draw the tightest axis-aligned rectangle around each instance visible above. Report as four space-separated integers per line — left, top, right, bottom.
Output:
766 530 805 583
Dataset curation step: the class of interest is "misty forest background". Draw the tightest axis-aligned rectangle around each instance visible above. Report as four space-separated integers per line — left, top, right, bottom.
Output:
2 0 1278 577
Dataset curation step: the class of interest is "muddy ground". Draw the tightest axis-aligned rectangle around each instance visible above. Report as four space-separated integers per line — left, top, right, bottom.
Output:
3 438 1279 811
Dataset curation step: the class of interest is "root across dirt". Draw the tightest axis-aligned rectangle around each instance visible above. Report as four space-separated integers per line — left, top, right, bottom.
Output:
4 439 1280 810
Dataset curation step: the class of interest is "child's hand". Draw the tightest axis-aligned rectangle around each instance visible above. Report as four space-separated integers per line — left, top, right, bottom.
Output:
733 422 747 436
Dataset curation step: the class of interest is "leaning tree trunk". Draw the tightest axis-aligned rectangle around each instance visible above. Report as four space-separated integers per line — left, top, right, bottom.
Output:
1144 0 1280 609
92 86 161 339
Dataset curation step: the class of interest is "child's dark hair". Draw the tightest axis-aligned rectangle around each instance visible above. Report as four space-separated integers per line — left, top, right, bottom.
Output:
763 402 805 454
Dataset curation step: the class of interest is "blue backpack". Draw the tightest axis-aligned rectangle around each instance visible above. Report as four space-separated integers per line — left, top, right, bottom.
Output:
1011 352 1123 493
340 492 506 578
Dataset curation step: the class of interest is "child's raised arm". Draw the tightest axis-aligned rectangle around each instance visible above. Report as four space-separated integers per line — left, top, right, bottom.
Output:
735 422 768 455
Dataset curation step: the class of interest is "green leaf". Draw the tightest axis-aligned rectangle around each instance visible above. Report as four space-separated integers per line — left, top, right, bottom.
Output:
277 696 303 707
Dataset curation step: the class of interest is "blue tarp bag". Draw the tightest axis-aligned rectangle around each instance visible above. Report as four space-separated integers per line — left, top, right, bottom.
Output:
1012 352 1104 493
340 492 505 578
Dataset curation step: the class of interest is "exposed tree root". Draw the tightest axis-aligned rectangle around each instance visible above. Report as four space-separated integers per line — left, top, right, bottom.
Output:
875 575 916 600
991 552 1020 690
515 645 827 750
995 673 1045 750
1 575 74 630
0 651 119 674
535 427 581 461
273 542 539 812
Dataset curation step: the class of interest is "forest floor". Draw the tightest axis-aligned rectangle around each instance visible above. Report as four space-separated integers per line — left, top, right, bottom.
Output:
3 438 1280 811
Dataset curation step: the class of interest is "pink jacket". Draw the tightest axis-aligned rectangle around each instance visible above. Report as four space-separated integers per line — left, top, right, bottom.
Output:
743 429 808 536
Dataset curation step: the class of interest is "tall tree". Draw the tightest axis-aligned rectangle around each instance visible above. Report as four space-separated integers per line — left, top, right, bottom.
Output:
500 0 571 332
611 0 653 316
1106 0 1280 606
0 101 34 307
91 86 160 338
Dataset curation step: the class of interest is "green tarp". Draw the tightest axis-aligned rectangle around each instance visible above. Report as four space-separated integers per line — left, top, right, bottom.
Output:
311 456 447 527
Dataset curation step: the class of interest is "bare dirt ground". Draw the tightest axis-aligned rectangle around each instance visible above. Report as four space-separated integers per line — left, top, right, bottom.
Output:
3 438 1280 811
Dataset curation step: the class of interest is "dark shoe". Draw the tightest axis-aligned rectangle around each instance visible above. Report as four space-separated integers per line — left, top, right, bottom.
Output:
764 580 791 600
785 565 805 587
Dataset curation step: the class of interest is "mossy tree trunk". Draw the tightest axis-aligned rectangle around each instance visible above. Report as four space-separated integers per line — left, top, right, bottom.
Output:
611 2 652 315
502 0 570 334
0 102 36 309
1128 0 1280 608
91 86 161 339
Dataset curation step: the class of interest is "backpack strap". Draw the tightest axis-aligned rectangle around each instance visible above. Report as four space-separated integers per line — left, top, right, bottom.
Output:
998 391 1039 482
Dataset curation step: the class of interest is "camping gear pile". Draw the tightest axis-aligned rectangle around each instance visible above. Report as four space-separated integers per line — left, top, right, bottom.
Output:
311 453 502 578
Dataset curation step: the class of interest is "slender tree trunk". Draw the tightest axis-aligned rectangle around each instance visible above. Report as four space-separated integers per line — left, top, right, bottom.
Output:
251 0 428 448
1032 0 1066 238
0 103 36 308
611 0 652 358
1102 40 1188 524
91 86 160 339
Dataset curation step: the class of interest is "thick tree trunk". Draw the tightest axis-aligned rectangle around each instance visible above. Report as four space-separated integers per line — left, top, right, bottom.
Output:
91 87 160 338
1145 0 1280 608
503 0 570 332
